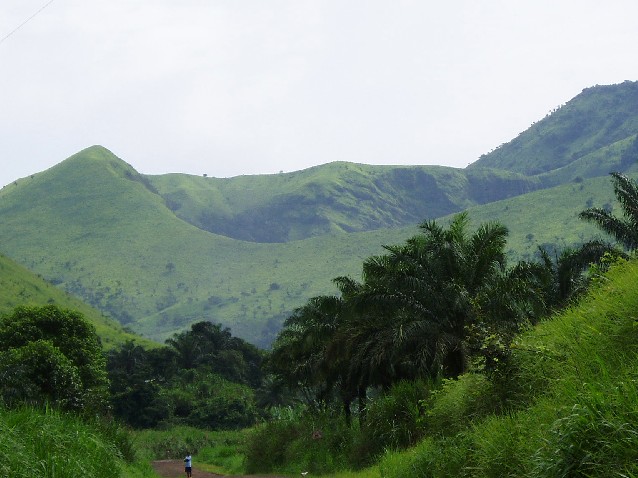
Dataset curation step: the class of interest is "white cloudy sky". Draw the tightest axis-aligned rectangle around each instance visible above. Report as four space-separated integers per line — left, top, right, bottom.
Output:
1 0 637 187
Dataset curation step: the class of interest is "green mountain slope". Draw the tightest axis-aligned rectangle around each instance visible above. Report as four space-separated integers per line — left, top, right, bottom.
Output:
149 162 541 243
1 81 637 347
470 81 638 175
0 253 152 349
0 145 627 347
0 147 412 345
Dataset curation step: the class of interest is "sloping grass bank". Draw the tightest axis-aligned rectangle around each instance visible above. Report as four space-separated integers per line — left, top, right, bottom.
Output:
379 257 638 477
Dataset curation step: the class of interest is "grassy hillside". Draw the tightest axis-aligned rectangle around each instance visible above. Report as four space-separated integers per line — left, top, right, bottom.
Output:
0 147 414 345
0 253 153 349
149 162 541 243
0 146 632 347
2 82 637 348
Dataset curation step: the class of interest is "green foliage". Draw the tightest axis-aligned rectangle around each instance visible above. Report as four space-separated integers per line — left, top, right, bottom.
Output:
0 340 82 409
354 381 429 465
107 321 263 430
161 370 259 429
0 305 109 412
271 212 550 420
244 411 354 475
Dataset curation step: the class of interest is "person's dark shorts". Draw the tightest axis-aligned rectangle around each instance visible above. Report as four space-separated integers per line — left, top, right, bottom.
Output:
185 466 192 472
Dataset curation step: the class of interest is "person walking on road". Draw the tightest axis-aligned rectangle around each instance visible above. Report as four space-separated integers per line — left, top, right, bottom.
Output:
184 452 192 478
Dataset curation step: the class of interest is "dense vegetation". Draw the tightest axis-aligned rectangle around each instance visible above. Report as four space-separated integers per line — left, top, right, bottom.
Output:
3 81 638 477
0 305 267 476
240 172 638 476
107 321 265 429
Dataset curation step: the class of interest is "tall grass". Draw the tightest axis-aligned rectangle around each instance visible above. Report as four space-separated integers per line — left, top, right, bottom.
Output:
0 406 126 478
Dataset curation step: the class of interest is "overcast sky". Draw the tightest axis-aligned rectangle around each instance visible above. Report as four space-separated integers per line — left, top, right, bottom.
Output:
1 1 637 187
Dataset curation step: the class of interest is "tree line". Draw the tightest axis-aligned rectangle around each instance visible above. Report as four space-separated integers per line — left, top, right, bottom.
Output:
266 171 638 425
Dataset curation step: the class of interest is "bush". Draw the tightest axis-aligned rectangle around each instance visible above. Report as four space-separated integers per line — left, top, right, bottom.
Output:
0 305 109 412
424 374 496 437
244 409 354 475
244 420 300 473
352 380 428 466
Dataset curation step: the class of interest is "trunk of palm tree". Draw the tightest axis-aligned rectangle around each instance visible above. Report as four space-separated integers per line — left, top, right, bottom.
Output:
357 384 367 427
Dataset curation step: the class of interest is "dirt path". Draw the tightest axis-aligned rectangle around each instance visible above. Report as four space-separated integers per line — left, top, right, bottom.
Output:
151 460 222 478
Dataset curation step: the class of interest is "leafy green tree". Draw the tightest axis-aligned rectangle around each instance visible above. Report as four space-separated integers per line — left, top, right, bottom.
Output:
106 341 172 428
167 321 263 387
0 340 82 408
270 213 543 425
0 305 109 411
269 295 344 404
579 172 638 250
107 321 264 428
162 369 259 429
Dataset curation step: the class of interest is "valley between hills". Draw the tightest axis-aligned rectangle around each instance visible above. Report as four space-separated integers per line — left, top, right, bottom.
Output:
1 81 638 347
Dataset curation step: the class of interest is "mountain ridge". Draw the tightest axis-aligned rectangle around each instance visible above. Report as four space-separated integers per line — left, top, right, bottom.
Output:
1 81 637 346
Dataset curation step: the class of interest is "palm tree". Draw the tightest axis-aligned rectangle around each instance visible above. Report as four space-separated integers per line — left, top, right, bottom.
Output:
268 294 345 408
532 240 619 311
348 212 531 380
579 172 638 250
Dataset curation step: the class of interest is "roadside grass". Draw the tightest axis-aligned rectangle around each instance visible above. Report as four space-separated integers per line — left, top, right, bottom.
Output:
0 406 130 478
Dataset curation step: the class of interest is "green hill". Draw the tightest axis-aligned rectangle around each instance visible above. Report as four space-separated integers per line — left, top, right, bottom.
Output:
1 81 637 347
469 81 638 175
0 253 151 349
0 147 410 345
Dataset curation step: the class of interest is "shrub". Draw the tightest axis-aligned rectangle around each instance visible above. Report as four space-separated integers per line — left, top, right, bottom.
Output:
244 420 300 473
424 374 496 437
353 380 428 466
244 408 355 474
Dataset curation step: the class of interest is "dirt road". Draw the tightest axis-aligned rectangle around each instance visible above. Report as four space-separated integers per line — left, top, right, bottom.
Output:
151 460 222 478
